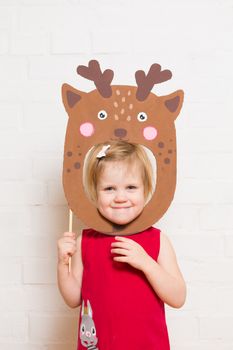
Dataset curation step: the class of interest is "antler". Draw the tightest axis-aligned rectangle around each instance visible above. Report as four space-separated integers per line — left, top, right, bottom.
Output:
77 60 114 98
135 64 172 101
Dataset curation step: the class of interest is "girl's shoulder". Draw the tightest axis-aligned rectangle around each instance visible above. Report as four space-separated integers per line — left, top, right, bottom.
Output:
159 231 175 253
158 231 179 267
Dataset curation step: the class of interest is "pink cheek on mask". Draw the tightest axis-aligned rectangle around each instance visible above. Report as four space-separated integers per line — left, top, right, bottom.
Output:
143 126 158 140
80 122 94 137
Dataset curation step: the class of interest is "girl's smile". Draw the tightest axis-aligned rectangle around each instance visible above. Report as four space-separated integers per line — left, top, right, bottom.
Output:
96 161 146 225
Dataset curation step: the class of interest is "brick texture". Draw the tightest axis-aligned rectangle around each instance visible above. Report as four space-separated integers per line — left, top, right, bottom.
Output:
0 1 232 349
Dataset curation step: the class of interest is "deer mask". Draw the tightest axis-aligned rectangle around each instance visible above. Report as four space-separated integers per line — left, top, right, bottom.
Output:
62 60 184 235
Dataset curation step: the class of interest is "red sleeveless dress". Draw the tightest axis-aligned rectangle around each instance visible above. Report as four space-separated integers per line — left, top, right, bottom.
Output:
78 227 170 350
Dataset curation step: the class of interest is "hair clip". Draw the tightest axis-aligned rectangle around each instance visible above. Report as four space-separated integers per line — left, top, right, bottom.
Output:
96 145 110 159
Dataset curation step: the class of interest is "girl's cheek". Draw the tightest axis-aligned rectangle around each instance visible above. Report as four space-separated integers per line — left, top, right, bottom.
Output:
143 126 157 140
80 122 94 137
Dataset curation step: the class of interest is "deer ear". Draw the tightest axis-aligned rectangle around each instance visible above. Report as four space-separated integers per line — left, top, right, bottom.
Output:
163 89 184 120
62 83 86 114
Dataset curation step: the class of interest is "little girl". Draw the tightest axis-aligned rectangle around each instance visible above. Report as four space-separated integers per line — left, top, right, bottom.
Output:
57 140 186 350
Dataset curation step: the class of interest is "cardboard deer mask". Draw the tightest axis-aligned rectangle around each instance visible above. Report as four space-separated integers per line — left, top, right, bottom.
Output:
62 60 184 234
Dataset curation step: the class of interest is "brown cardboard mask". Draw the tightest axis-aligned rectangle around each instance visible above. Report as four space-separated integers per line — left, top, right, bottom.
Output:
62 60 184 235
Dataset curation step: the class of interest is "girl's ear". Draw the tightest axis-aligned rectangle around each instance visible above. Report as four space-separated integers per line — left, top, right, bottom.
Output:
163 89 184 121
62 83 87 115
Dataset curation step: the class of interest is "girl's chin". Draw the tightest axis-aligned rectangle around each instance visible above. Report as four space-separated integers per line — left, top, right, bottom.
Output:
98 208 143 226
107 214 141 226
111 219 131 225
103 215 133 226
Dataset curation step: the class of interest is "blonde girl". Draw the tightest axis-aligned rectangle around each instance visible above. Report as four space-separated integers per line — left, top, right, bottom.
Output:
57 140 186 350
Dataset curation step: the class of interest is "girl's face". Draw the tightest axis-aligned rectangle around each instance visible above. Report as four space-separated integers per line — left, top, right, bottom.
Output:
96 161 146 226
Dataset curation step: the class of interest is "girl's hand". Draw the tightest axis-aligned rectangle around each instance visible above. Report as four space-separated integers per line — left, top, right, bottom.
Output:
57 232 77 266
111 236 152 271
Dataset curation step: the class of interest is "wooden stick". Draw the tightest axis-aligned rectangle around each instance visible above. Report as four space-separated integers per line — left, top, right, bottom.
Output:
68 209 73 273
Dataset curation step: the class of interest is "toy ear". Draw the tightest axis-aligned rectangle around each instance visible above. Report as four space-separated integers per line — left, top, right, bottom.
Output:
81 300 85 316
87 300 93 318
62 83 87 114
164 89 184 120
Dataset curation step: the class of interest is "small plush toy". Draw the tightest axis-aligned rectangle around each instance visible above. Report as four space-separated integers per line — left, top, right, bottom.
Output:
62 60 184 235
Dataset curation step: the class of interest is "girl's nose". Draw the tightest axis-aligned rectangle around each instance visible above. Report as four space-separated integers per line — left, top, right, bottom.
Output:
114 190 127 202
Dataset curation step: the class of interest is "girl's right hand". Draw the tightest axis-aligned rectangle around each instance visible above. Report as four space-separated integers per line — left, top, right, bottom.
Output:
57 232 77 266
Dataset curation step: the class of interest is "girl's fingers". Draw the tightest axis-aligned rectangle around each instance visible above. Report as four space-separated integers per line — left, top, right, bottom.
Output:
57 232 77 265
111 248 129 256
64 238 76 245
59 244 76 262
60 235 76 243
111 241 131 250
115 236 132 242
64 231 76 239
113 256 128 263
58 240 76 252
65 242 76 252
114 236 139 248
58 239 77 257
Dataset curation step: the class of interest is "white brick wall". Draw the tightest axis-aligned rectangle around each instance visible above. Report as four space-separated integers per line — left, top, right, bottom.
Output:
0 0 232 349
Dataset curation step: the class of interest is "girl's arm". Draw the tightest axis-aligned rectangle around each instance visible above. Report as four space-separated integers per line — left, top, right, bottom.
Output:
111 232 186 308
143 232 186 308
57 232 83 308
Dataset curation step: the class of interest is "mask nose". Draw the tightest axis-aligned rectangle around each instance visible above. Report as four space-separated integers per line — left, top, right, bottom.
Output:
114 128 127 138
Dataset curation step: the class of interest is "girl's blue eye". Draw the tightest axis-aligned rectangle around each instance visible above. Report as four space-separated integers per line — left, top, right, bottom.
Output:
98 110 108 120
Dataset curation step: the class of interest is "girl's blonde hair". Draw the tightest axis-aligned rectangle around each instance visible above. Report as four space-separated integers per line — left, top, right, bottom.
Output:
83 140 154 203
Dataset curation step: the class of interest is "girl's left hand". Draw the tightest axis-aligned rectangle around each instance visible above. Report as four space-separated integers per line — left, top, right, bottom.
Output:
111 236 152 271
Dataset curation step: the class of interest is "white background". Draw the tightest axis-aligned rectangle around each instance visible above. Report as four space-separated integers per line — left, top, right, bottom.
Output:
0 0 233 349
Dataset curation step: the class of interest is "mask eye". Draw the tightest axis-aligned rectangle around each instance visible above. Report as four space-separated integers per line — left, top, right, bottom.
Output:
137 112 148 122
98 110 108 120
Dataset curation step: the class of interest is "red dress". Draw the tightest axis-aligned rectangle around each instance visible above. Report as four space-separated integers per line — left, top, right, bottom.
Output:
78 227 170 350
